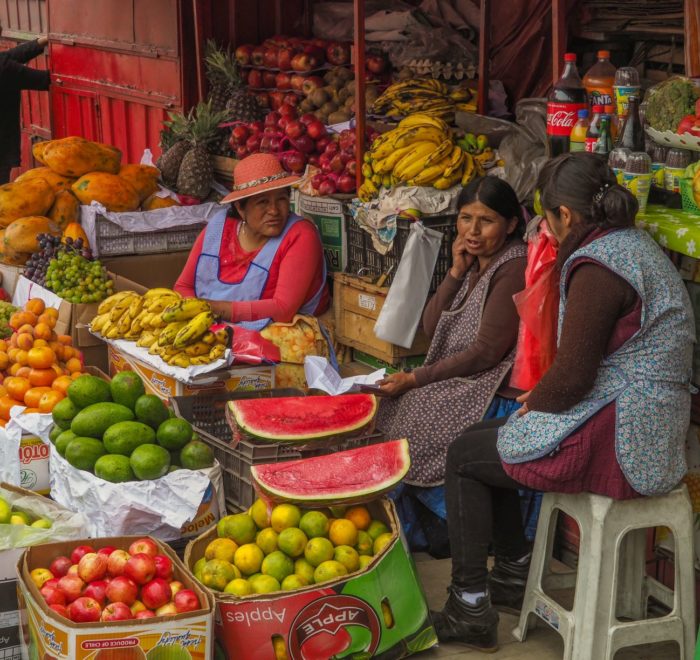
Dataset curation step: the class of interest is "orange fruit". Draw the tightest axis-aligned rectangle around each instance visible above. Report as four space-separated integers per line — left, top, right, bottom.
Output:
52 375 73 396
0 353 9 371
7 363 22 377
38 390 64 413
33 339 48 348
0 385 7 399
0 419 7 427
24 387 52 408
25 299 45 316
37 313 56 329
22 407 40 414
17 324 35 336
27 347 56 370
65 358 82 374
28 368 57 387
8 335 17 348
5 377 30 402
0 340 8 352
34 323 52 341
344 506 371 531
71 371 82 380
16 334 33 351
14 350 28 366
0 397 17 420
16 367 31 379
8 313 23 331
57 335 72 346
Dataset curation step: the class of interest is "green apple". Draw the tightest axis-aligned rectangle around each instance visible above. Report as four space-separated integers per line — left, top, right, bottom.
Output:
10 511 30 525
30 518 52 529
0 497 11 524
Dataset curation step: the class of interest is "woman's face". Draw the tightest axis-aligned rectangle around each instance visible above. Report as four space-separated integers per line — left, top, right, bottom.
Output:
456 200 517 258
236 189 290 238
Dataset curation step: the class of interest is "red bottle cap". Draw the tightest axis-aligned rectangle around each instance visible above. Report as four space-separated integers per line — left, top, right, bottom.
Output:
598 50 610 59
564 53 577 62
592 105 604 113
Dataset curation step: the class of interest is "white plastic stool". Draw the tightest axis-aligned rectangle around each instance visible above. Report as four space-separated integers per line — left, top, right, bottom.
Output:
512 485 696 660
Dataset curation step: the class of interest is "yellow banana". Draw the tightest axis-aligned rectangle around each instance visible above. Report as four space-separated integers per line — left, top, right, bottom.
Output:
173 311 215 349
393 141 442 181
116 313 134 336
91 313 109 333
433 170 463 190
147 295 181 314
97 291 136 315
127 296 144 319
450 88 472 102
185 341 212 357
143 288 180 300
214 326 233 346
168 354 192 369
202 331 216 345
398 113 449 133
137 332 156 348
410 156 452 186
423 139 454 169
443 148 466 179
208 344 226 361
371 144 415 175
461 153 476 185
158 321 187 346
109 294 139 322
161 298 211 323
189 355 213 366
150 315 167 329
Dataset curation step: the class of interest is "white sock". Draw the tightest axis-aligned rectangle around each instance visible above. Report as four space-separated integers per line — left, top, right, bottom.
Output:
458 589 486 606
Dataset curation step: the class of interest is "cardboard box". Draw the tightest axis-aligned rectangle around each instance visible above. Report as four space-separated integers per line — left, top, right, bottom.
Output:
352 349 426 375
0 263 24 297
298 193 348 272
108 345 275 401
102 252 190 291
185 499 437 659
17 535 215 660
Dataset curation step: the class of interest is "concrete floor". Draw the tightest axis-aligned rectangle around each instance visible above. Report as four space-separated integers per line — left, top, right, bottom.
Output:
413 556 681 659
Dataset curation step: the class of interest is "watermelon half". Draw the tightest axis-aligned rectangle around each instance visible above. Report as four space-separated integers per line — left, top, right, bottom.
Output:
227 393 377 443
251 439 410 505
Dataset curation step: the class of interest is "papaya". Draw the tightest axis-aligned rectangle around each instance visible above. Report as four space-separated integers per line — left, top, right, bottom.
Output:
142 193 180 211
2 247 30 266
43 137 122 177
0 178 55 227
32 141 51 166
48 190 80 229
14 167 75 194
72 172 140 213
5 216 61 254
62 222 89 248
119 164 160 203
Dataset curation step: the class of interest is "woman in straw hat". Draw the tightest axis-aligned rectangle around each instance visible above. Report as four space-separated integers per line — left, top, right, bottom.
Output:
175 153 329 330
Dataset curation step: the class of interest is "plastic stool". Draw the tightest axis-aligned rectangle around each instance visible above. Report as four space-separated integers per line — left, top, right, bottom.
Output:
513 485 696 660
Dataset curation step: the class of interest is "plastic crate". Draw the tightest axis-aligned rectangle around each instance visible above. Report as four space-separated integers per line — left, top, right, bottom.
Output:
346 214 455 294
171 389 384 512
681 178 700 214
94 214 204 256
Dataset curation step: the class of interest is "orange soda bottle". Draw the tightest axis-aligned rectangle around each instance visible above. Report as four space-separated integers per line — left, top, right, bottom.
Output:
583 50 617 110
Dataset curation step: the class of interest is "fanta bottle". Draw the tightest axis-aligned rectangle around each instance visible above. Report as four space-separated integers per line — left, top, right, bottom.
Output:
583 50 617 110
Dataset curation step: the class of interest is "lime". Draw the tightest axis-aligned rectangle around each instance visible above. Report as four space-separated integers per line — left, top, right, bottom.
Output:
299 510 329 539
294 558 315 584
217 513 257 545
193 557 206 580
65 437 106 472
356 531 374 556
256 528 279 555
110 370 145 411
277 527 308 558
134 394 170 430
270 503 301 533
261 551 294 583
129 444 170 480
313 560 348 583
224 578 253 596
359 555 373 570
180 440 214 470
250 498 271 529
234 543 264 576
156 418 194 451
48 425 62 443
333 545 360 572
94 454 135 483
281 574 308 591
373 532 393 555
201 559 238 591
250 574 280 594
367 520 389 541
304 537 335 567
0 497 11 524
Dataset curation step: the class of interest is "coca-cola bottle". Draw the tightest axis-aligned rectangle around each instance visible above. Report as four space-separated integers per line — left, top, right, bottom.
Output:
547 53 588 157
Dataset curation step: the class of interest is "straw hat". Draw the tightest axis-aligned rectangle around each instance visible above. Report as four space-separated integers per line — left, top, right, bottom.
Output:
221 153 300 204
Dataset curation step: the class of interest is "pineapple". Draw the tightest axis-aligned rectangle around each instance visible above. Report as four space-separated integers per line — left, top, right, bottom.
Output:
176 101 227 199
157 110 192 188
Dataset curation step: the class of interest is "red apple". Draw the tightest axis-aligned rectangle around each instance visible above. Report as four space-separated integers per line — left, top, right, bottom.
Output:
155 603 178 617
97 546 117 557
235 44 254 65
128 538 159 558
278 115 292 131
303 44 325 63
265 111 282 128
311 173 327 190
315 136 332 152
78 553 108 583
248 69 263 89
236 146 250 159
292 134 315 154
153 555 173 581
366 54 387 74
301 76 324 95
326 42 351 66
330 154 345 174
141 578 172 610
49 603 69 618
300 112 317 126
105 576 138 606
68 565 79 576
174 589 200 614
346 159 357 177
290 74 306 91
68 596 102 623
306 120 327 140
284 151 306 174
324 141 339 156
308 154 320 167
249 120 265 135
251 47 265 67
82 580 108 606
285 120 305 140
41 585 66 606
309 38 327 50
263 71 277 88
169 581 184 596
283 93 300 108
136 610 156 619
278 47 294 71
124 554 156 586
107 549 130 578
275 72 291 90
49 556 73 578
269 91 286 110
57 575 84 603
246 135 262 153
337 174 356 194
70 545 95 565
319 179 337 196
254 92 270 109
279 103 297 118
291 53 317 73
43 578 59 590
102 602 133 622
231 124 250 145
263 47 279 69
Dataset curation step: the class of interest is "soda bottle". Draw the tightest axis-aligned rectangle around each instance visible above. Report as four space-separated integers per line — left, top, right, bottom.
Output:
547 53 588 157
604 104 619 141
613 66 641 119
583 50 617 110
592 115 613 157
616 96 644 152
569 109 589 152
585 105 604 152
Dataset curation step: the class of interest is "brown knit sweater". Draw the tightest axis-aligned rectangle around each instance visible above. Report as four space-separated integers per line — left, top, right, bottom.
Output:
413 240 526 387
527 227 638 413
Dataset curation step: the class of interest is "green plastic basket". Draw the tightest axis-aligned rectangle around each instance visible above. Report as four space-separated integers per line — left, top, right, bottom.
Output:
680 178 700 214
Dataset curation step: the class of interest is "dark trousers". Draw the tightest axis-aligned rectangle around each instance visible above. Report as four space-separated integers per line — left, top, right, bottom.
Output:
0 165 12 185
445 417 530 591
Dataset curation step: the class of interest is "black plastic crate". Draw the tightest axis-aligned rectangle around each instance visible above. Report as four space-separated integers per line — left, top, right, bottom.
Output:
346 214 455 294
171 389 384 513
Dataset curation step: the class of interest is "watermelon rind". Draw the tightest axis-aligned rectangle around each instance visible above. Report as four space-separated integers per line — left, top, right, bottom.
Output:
250 439 411 505
228 394 378 443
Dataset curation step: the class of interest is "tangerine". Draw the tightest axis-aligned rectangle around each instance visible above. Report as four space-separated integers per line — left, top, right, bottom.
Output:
7 364 22 377
14 350 28 366
0 340 7 352
27 347 56 370
34 323 52 341
44 308 59 320
5 377 30 402
32 339 48 348
28 368 57 387
65 358 82 374
25 299 45 316
16 334 33 351
24 387 52 408
345 506 371 531
37 313 56 329
15 367 30 379
52 375 73 396
39 390 64 413
0 396 18 420
57 335 72 346
329 519 358 547
0 353 9 370
62 347 74 361
71 371 82 380
22 408 40 414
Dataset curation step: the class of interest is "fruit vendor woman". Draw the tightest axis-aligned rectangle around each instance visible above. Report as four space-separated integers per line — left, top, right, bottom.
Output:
376 177 527 550
175 153 329 329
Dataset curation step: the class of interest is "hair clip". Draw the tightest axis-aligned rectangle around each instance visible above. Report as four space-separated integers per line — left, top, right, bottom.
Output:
593 183 610 204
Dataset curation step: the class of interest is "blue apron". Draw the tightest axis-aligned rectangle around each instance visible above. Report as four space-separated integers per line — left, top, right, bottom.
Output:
194 209 327 331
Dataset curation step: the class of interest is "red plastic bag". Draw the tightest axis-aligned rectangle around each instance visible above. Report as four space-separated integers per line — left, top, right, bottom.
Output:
211 323 282 365
510 220 560 391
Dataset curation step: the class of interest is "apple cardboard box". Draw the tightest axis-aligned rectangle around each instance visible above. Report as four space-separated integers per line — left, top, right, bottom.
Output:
17 535 215 660
101 252 190 291
184 499 437 659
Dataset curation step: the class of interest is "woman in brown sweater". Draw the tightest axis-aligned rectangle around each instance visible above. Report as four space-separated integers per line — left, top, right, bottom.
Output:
375 177 527 552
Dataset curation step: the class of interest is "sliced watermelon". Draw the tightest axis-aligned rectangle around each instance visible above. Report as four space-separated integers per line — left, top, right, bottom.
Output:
251 439 410 505
227 393 377 443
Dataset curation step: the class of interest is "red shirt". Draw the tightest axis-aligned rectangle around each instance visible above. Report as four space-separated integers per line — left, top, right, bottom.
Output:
175 217 329 323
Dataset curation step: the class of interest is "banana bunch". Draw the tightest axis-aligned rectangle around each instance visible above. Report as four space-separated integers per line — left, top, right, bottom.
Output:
456 133 503 171
371 79 472 123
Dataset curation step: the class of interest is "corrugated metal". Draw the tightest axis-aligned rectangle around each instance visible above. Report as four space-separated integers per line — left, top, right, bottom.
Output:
50 87 99 141
0 0 46 37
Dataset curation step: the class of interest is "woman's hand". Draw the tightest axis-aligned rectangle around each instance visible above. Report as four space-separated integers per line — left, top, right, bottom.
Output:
516 390 531 417
450 235 475 279
207 300 232 322
378 371 418 397
37 36 48 46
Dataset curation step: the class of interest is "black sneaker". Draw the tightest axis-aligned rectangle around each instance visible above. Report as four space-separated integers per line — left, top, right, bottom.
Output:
430 586 499 653
488 555 530 615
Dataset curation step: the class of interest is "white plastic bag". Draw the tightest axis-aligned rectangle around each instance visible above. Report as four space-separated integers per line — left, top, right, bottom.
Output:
374 221 443 348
